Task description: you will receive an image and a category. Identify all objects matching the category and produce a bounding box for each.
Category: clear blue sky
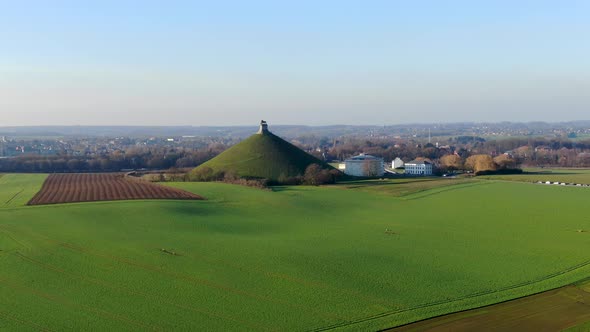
[1,0,589,126]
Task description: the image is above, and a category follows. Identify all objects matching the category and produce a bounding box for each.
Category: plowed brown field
[28,173,203,205]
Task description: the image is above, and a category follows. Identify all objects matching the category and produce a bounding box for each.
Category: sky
[1,0,589,126]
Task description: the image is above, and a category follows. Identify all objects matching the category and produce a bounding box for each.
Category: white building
[392,157,404,169]
[343,154,384,177]
[405,160,433,176]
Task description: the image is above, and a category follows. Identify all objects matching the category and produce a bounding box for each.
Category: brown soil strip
[386,282,590,332]
[27,173,203,205]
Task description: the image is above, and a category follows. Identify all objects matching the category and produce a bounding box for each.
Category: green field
[1,175,590,330]
[333,177,476,197]
[0,174,47,208]
[479,168,590,184]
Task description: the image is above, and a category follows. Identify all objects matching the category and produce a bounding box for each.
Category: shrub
[303,164,339,185]
[475,168,524,176]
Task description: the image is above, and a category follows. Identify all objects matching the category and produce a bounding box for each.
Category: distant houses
[404,159,433,176]
[342,154,384,177]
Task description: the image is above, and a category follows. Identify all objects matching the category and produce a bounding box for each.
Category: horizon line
[1,120,590,128]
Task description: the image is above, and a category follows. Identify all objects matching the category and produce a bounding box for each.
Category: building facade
[404,160,433,176]
[343,154,384,177]
[392,157,404,169]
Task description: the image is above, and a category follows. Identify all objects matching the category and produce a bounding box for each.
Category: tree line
[309,136,590,168]
[439,154,522,175]
[0,146,227,172]
[3,135,590,173]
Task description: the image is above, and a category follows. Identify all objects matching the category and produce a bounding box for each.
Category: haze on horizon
[1,1,589,127]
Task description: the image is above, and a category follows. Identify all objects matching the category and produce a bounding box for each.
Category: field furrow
[27,173,203,205]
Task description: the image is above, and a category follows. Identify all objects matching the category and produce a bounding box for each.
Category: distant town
[1,121,590,173]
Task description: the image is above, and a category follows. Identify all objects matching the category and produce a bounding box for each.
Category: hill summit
[192,121,333,181]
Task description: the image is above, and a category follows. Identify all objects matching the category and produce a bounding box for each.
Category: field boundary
[310,256,590,331]
[0,197,204,212]
[386,280,590,332]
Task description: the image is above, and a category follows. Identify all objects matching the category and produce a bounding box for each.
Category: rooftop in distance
[345,153,383,161]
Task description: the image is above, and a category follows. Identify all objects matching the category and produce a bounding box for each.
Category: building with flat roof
[405,159,433,176]
[343,154,384,177]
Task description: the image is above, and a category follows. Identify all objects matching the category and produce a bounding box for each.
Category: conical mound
[192,122,332,181]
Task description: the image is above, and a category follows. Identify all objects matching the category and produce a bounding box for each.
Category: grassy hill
[192,131,333,181]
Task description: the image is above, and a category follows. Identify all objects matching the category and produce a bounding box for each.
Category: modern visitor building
[342,154,384,177]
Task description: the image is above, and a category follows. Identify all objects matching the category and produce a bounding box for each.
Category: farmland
[28,173,202,205]
[390,278,590,331]
[479,168,590,185]
[332,177,476,197]
[0,174,47,208]
[1,175,590,330]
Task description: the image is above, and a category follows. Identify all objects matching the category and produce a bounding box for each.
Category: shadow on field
[270,186,296,192]
[160,202,286,235]
[160,202,215,217]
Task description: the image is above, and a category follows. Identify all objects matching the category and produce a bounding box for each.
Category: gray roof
[345,154,383,161]
[406,159,431,165]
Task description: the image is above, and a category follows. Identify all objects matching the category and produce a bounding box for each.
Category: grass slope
[193,132,331,180]
[333,177,476,197]
[0,174,47,208]
[1,178,590,330]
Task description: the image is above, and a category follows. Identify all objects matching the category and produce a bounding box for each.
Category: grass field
[0,174,47,208]
[479,168,590,184]
[1,175,590,330]
[332,177,476,197]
